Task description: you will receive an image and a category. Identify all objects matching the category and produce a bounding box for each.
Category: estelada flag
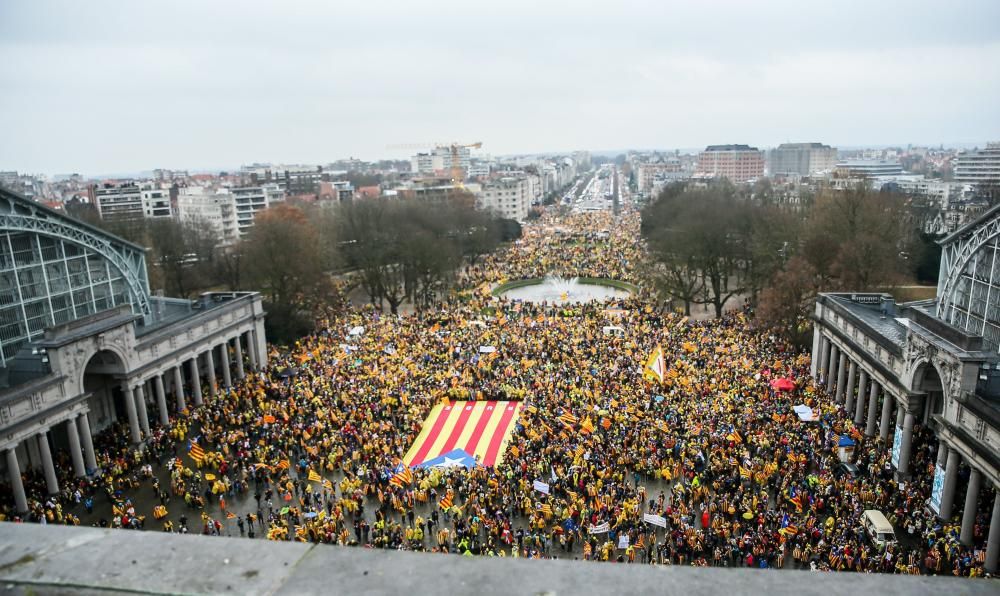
[643,346,666,383]
[403,401,523,467]
[307,469,322,483]
[580,417,595,434]
[226,511,237,519]
[439,492,454,510]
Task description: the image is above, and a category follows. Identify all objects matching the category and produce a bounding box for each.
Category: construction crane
[386,141,483,185]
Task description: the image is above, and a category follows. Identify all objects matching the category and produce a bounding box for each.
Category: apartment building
[768,142,838,176]
[176,186,240,246]
[637,158,683,193]
[953,143,1000,185]
[232,184,285,236]
[476,176,531,221]
[696,145,765,182]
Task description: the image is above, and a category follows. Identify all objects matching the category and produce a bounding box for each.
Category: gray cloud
[1,0,999,175]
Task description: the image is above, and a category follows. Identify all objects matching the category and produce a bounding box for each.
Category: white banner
[643,513,667,528]
[532,480,550,495]
[588,522,610,534]
[930,465,945,514]
[618,534,630,549]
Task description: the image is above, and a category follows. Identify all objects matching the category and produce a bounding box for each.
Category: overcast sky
[1,0,999,176]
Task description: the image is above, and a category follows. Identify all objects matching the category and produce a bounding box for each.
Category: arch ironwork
[0,188,151,317]
[935,207,1000,325]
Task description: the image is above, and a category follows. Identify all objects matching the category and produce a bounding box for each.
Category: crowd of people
[1,207,994,578]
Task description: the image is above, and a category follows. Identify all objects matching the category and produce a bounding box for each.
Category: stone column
[174,365,186,412]
[810,328,821,378]
[255,320,269,369]
[819,336,830,380]
[6,448,27,513]
[234,335,246,380]
[835,353,847,399]
[66,417,85,478]
[189,357,203,406]
[78,413,97,473]
[852,368,866,415]
[826,344,839,392]
[37,431,59,495]
[879,393,894,442]
[247,330,259,370]
[939,448,960,520]
[865,380,880,436]
[134,383,150,437]
[897,409,915,477]
[205,349,217,396]
[843,360,857,407]
[122,383,141,443]
[221,342,233,389]
[154,374,169,426]
[986,489,1000,574]
[960,468,981,545]
[853,372,867,425]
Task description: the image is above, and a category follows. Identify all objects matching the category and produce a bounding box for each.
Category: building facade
[695,145,764,182]
[834,159,904,178]
[90,183,143,221]
[637,159,683,194]
[232,184,284,236]
[175,187,240,246]
[476,176,531,221]
[768,142,838,176]
[809,204,1000,573]
[0,186,267,514]
[953,143,1000,186]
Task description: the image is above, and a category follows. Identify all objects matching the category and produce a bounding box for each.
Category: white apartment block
[141,186,173,219]
[476,176,531,221]
[954,143,1000,185]
[410,147,472,176]
[176,187,240,246]
[91,183,143,220]
[231,184,285,236]
[637,160,682,193]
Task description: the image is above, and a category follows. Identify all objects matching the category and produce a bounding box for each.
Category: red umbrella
[770,378,795,392]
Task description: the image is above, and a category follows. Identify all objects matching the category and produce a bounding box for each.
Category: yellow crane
[386,141,483,185]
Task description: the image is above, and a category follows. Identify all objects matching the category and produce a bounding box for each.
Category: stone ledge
[0,523,994,595]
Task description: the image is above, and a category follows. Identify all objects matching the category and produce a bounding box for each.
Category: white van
[862,510,896,547]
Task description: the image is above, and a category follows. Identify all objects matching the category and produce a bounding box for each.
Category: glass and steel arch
[936,204,1000,349]
[0,187,151,366]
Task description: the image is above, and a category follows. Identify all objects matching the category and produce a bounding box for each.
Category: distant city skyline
[1,0,998,175]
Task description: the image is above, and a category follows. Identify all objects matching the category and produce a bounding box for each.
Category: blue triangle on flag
[414,448,477,469]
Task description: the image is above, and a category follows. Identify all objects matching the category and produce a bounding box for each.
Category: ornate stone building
[0,187,267,513]
[810,204,1000,573]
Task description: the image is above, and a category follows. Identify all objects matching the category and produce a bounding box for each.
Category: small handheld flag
[644,346,666,383]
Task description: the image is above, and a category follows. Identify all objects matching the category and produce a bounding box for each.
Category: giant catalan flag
[403,400,523,468]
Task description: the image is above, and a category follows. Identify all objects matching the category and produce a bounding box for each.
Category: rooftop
[0,524,993,596]
[703,144,759,152]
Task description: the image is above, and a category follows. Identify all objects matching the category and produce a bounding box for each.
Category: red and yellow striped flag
[402,401,523,467]
[439,492,454,510]
[558,411,578,427]
[189,442,206,465]
[307,469,322,483]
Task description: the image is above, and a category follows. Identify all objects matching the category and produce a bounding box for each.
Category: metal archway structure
[0,187,151,318]
[935,204,1000,324]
